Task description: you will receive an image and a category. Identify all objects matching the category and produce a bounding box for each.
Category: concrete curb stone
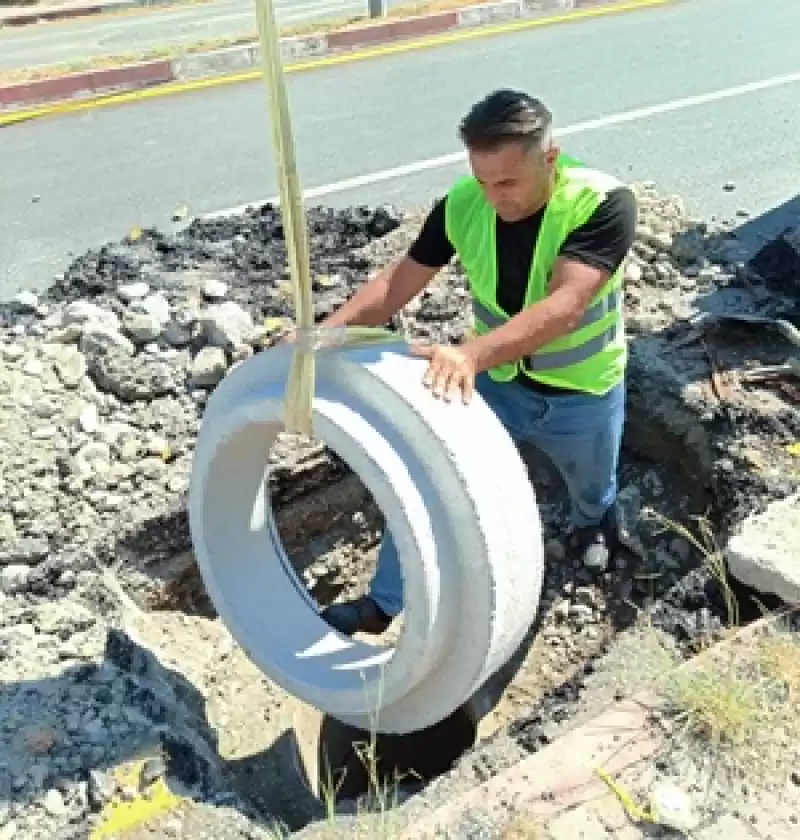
[457,0,523,27]
[725,491,800,606]
[0,0,625,112]
[171,43,263,81]
[0,58,173,109]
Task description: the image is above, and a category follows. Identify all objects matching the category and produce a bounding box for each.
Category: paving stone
[547,803,611,839]
[588,792,631,832]
[694,814,758,839]
[613,826,650,839]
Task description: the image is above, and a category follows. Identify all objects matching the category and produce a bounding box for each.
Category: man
[309,89,637,637]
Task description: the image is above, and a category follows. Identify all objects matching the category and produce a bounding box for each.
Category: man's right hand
[274,256,437,349]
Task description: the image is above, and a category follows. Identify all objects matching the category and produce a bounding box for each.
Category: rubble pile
[0,187,797,838]
[620,184,798,527]
[0,577,266,840]
[0,205,402,599]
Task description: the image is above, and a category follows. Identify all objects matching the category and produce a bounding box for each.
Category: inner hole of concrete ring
[196,419,481,800]
[291,697,478,804]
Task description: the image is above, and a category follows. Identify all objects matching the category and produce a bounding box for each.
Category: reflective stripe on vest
[526,320,621,371]
[472,287,621,334]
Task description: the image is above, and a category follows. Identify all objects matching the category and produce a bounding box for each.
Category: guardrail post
[367,0,387,18]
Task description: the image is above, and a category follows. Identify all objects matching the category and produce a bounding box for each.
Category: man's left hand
[409,342,480,404]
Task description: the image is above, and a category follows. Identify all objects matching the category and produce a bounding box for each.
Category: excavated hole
[110,399,785,831]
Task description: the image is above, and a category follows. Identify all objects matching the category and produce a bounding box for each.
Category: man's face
[468,140,559,222]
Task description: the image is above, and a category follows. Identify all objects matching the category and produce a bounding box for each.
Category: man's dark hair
[458,89,552,153]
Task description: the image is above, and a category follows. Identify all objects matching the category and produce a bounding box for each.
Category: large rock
[47,344,87,388]
[748,223,800,295]
[80,324,135,357]
[87,344,186,402]
[62,301,120,332]
[190,346,227,388]
[199,302,254,349]
[725,493,800,603]
[122,292,171,343]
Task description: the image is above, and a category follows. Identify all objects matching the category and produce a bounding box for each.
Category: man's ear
[544,145,560,167]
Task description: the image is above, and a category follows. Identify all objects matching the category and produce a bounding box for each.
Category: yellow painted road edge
[0,0,672,128]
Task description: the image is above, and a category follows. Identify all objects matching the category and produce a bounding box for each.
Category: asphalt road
[2,0,800,298]
[0,0,405,70]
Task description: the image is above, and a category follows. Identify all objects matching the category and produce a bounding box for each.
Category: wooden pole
[254,0,315,436]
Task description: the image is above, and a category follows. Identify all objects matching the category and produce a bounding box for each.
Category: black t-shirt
[408,186,637,318]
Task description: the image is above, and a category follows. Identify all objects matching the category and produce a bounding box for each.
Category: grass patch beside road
[661,621,800,788]
[0,36,254,86]
[645,512,800,792]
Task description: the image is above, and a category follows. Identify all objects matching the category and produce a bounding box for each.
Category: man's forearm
[322,268,395,328]
[322,257,437,330]
[467,259,613,373]
[468,289,583,373]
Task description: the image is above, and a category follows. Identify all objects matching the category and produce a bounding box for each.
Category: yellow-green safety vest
[444,154,628,395]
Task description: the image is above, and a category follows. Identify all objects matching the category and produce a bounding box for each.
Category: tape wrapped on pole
[254,0,313,435]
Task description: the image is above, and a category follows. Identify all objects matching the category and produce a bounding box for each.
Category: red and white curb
[0,1,633,113]
[0,59,173,111]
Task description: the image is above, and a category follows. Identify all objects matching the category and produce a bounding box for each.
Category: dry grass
[320,734,404,840]
[265,670,406,840]
[760,633,800,701]
[643,510,800,790]
[662,626,800,787]
[645,509,740,630]
[666,647,774,752]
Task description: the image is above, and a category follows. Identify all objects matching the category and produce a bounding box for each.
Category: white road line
[204,69,800,218]
[280,2,363,23]
[181,11,255,25]
[273,0,359,11]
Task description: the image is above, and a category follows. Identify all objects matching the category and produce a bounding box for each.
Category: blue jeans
[369,373,626,617]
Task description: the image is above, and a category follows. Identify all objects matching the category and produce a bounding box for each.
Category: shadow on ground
[1,626,276,834]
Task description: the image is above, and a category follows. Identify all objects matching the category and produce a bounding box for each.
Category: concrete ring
[188,341,544,733]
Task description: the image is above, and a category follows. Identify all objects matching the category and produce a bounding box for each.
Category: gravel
[1,189,797,838]
[0,581,246,839]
